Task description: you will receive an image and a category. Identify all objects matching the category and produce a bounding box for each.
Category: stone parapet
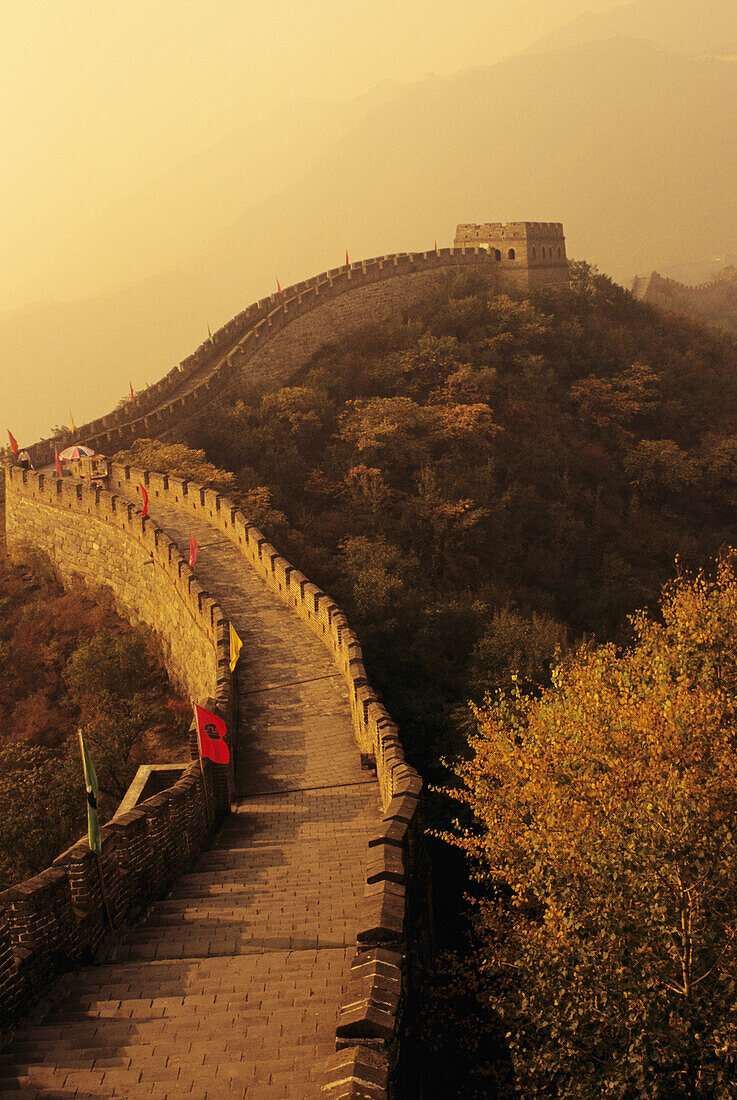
[0,759,221,1030]
[1,465,235,1028]
[108,461,430,1098]
[25,249,502,469]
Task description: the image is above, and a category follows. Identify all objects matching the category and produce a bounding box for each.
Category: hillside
[7,35,737,446]
[526,0,737,57]
[122,264,737,781]
[0,550,189,889]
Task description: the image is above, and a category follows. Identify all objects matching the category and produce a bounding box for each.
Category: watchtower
[454,221,569,288]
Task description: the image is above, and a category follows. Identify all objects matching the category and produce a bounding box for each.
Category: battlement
[454,220,568,288]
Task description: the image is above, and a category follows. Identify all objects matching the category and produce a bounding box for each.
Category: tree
[112,438,237,494]
[440,557,737,1097]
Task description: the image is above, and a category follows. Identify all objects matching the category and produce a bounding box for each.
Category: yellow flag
[70,411,76,433]
[229,622,243,672]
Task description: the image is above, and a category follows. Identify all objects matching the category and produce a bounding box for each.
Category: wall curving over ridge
[0,464,234,1031]
[26,249,509,469]
[107,461,431,1098]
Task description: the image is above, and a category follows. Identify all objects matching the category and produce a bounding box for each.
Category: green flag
[78,729,101,854]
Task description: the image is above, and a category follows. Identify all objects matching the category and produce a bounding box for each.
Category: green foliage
[0,550,189,889]
[439,559,737,1096]
[0,741,83,888]
[112,438,237,494]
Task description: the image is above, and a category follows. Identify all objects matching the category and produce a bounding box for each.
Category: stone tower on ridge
[454,221,569,288]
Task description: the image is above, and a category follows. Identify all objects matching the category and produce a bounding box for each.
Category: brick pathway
[0,502,381,1098]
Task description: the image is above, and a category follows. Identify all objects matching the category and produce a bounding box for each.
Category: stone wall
[631,269,737,332]
[0,757,223,1032]
[4,468,229,711]
[0,464,235,1029]
[25,249,504,469]
[454,220,569,288]
[108,462,430,1099]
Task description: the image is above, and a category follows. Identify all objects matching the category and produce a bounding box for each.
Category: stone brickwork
[632,268,737,331]
[23,240,566,469]
[0,230,573,1093]
[4,467,230,713]
[108,462,430,1097]
[0,755,224,1033]
[1,465,235,1034]
[2,457,428,1096]
[454,220,569,287]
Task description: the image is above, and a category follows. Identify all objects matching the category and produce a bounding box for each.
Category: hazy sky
[4,0,620,293]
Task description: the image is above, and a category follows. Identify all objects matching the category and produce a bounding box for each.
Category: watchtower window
[494,249,501,260]
[508,248,515,260]
[532,247,537,259]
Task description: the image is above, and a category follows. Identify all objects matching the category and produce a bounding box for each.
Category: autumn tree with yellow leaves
[441,557,737,1097]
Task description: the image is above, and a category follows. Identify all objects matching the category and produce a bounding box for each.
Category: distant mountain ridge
[7,31,737,445]
[525,0,737,58]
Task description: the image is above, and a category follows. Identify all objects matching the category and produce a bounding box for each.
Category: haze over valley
[4,0,734,443]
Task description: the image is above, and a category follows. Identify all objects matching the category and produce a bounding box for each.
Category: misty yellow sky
[5,0,619,307]
[5,0,735,447]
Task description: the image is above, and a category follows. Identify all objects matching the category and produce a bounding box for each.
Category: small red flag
[345,250,349,267]
[55,448,62,477]
[140,484,148,517]
[194,704,230,764]
[435,239,438,253]
[276,277,282,294]
[130,381,135,404]
[7,430,18,455]
[189,532,198,569]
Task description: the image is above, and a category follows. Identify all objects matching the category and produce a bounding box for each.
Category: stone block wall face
[107,463,431,1098]
[4,471,219,703]
[24,250,507,469]
[207,264,500,405]
[454,221,568,288]
[5,233,569,1088]
[0,758,222,1030]
[1,465,233,1028]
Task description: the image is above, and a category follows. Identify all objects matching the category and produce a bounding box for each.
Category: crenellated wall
[107,461,430,1098]
[1,466,235,1031]
[2,457,428,1096]
[24,249,510,469]
[5,232,567,1092]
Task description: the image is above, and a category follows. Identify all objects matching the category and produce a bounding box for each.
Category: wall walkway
[25,250,501,470]
[1,495,381,1098]
[2,465,426,1098]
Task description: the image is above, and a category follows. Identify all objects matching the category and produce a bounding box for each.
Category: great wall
[0,226,568,1099]
[632,267,737,332]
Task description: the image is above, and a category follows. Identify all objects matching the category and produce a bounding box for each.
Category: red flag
[194,704,230,764]
[276,277,282,294]
[130,381,135,404]
[189,532,197,569]
[55,448,62,477]
[345,250,349,267]
[434,239,438,253]
[7,430,18,455]
[140,484,148,517]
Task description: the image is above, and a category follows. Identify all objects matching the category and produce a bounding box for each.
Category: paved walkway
[0,501,381,1098]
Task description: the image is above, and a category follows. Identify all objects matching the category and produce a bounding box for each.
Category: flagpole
[195,715,213,831]
[95,853,115,930]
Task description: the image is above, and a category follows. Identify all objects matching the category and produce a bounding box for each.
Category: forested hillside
[0,551,190,889]
[116,264,737,1095]
[133,262,737,772]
